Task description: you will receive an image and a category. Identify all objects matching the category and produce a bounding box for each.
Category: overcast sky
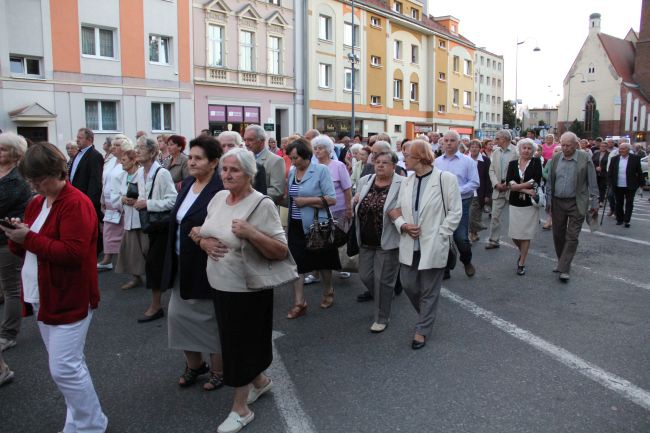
[430,0,643,109]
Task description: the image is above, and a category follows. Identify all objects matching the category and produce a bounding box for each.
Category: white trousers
[37,308,108,433]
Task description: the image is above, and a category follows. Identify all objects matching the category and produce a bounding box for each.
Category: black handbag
[346,218,359,256]
[305,197,348,251]
[126,182,139,200]
[139,168,171,234]
[440,173,458,270]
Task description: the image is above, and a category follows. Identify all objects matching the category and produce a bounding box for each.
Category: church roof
[598,33,636,83]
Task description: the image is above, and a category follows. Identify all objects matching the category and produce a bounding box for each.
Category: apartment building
[192,0,299,140]
[474,47,504,139]
[0,0,194,152]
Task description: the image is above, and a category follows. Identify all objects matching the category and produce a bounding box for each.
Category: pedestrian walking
[546,132,599,282]
[592,140,610,207]
[608,142,645,227]
[468,139,491,243]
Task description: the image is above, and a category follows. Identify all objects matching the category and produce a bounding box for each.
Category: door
[17,126,48,144]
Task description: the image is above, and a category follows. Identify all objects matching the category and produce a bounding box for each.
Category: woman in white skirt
[506,138,543,276]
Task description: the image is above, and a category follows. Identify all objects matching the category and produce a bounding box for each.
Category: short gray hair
[311,134,334,154]
[560,131,579,145]
[218,131,243,146]
[350,143,363,153]
[374,150,399,165]
[496,130,512,141]
[444,130,460,141]
[304,129,320,140]
[619,141,632,151]
[517,138,537,153]
[0,132,28,161]
[373,140,391,153]
[245,124,267,143]
[138,137,159,158]
[221,147,257,179]
[112,134,134,152]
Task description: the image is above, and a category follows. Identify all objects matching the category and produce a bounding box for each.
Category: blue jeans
[452,197,473,265]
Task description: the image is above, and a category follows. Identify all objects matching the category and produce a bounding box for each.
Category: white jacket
[110,169,144,230]
[393,168,462,270]
[136,163,177,213]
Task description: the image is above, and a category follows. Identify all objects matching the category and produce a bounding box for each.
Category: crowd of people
[0,123,644,432]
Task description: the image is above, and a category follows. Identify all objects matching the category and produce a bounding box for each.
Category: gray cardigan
[354,173,404,250]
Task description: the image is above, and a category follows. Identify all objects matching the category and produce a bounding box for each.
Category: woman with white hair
[506,138,543,275]
[65,140,79,172]
[0,132,32,352]
[313,134,353,222]
[194,147,291,433]
[98,135,134,270]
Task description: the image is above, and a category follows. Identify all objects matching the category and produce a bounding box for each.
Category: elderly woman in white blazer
[353,151,404,333]
[388,140,461,350]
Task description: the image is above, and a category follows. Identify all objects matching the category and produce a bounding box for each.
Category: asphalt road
[1,195,650,433]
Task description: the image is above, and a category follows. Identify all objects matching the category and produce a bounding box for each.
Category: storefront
[207,105,260,137]
[405,122,434,139]
[449,126,474,139]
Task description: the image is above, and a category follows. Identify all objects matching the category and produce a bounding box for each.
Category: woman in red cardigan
[1,142,108,433]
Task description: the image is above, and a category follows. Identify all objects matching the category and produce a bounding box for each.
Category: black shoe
[517,265,526,276]
[443,270,451,280]
[464,263,476,277]
[356,291,373,302]
[616,221,623,225]
[137,308,164,323]
[624,223,630,228]
[411,339,426,350]
[394,280,403,296]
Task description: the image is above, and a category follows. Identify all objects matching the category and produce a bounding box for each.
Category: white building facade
[474,47,504,139]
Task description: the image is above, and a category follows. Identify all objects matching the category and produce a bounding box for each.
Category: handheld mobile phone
[0,219,17,230]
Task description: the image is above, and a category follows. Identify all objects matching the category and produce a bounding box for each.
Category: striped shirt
[289,179,301,220]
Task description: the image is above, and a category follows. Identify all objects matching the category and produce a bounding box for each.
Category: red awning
[450,127,474,134]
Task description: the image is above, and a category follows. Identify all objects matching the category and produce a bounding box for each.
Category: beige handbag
[241,197,299,290]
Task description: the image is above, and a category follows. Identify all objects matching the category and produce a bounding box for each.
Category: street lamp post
[349,0,358,138]
[514,37,540,136]
[565,72,586,131]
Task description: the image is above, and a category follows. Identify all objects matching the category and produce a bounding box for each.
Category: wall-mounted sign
[208,105,226,122]
[227,106,243,122]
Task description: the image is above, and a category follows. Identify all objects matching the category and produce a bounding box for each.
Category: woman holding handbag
[354,151,404,332]
[134,137,177,322]
[388,140,462,350]
[285,138,339,318]
[193,147,293,433]
[113,149,147,289]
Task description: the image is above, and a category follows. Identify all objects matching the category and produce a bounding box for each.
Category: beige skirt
[508,205,539,240]
[115,229,149,276]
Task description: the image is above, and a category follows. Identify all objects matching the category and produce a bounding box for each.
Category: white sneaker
[0,366,14,387]
[304,274,320,285]
[97,263,113,271]
[370,322,387,333]
[339,272,351,279]
[247,379,273,404]
[217,411,254,433]
[0,337,16,352]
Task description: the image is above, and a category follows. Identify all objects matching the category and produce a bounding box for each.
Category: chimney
[589,13,601,34]
[634,0,650,98]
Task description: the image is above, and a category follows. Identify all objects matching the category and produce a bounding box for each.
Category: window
[85,100,117,131]
[268,36,281,74]
[479,93,483,103]
[492,78,496,87]
[453,56,459,73]
[393,1,402,13]
[411,45,419,64]
[81,26,115,58]
[439,40,446,49]
[498,62,502,71]
[239,31,254,71]
[394,40,402,60]
[318,15,332,41]
[480,75,484,84]
[486,59,491,68]
[497,114,501,122]
[9,56,41,76]
[588,64,595,74]
[318,63,332,88]
[370,55,381,67]
[371,16,381,27]
[452,88,459,106]
[463,59,472,75]
[393,79,402,99]
[344,22,359,47]
[480,56,484,65]
[491,113,495,122]
[268,0,280,4]
[151,103,173,132]
[497,79,501,88]
[411,8,419,19]
[394,124,402,133]
[208,25,224,67]
[438,104,446,113]
[410,82,418,101]
[497,97,501,104]
[463,91,471,107]
[371,95,381,106]
[344,68,359,92]
[491,95,496,104]
[438,72,446,81]
[149,35,171,64]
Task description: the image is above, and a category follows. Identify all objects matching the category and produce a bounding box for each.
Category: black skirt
[212,290,273,387]
[287,219,341,274]
[145,231,168,290]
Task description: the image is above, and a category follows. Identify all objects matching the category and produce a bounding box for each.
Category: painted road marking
[442,289,650,412]
[582,229,650,246]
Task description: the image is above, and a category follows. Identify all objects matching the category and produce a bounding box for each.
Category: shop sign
[264,123,275,131]
[227,106,243,122]
[208,105,226,122]
[414,124,434,134]
[244,107,260,123]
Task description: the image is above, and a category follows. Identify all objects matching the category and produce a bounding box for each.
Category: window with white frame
[393,79,402,99]
[370,16,381,27]
[410,82,418,101]
[268,0,280,4]
[492,95,496,104]
[498,62,502,71]
[497,79,501,88]
[480,56,484,65]
[453,55,459,72]
[463,59,472,75]
[497,97,501,104]
[268,36,281,74]
[492,78,496,87]
[411,45,418,64]
[491,113,495,122]
[85,100,118,131]
[394,124,402,133]
[318,63,332,88]
[393,1,402,13]
[479,93,483,103]
[9,55,41,76]
[394,40,402,60]
[452,88,459,106]
[81,26,115,58]
[439,72,446,81]
[463,91,471,107]
[439,40,446,49]
[438,104,445,113]
[344,68,359,92]
[149,35,171,64]
[486,59,491,68]
[497,113,501,122]
[411,8,419,19]
[208,24,224,67]
[370,55,381,67]
[319,15,332,41]
[370,95,381,106]
[151,102,173,131]
[344,22,359,47]
[239,30,254,71]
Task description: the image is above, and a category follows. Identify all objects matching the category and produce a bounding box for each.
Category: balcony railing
[203,66,294,90]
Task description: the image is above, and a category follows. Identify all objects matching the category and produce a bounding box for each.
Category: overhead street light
[514,37,541,135]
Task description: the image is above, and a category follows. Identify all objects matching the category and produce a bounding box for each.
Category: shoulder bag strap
[246,196,272,222]
[320,196,334,221]
[148,167,161,200]
[439,172,447,217]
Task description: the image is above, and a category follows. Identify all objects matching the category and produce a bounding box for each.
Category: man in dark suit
[608,141,645,227]
[70,128,104,219]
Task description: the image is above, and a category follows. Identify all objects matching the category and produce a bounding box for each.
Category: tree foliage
[503,100,516,128]
[568,119,585,138]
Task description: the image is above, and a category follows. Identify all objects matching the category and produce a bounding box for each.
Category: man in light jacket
[244,125,286,204]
